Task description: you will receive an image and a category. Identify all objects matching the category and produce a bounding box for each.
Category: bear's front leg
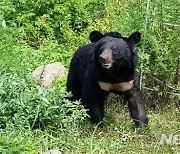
[82,79,108,124]
[124,87,148,128]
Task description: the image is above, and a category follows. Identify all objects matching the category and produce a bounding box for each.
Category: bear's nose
[99,56,106,63]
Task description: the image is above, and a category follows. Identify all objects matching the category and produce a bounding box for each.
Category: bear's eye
[126,46,131,51]
[111,46,117,51]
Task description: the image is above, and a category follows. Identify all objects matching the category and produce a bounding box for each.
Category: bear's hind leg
[66,73,82,101]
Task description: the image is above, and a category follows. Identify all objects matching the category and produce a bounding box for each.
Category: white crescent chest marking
[98,80,134,92]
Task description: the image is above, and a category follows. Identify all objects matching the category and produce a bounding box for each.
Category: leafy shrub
[0,73,87,129]
[1,0,111,47]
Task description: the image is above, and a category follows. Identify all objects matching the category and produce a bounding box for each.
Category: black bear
[67,31,148,128]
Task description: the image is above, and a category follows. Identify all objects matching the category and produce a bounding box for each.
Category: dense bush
[1,0,111,46]
[0,72,86,129]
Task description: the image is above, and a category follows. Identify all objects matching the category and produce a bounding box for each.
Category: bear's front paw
[134,117,148,128]
[91,115,103,125]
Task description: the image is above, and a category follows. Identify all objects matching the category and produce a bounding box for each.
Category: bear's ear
[89,31,104,42]
[128,32,141,44]
[105,32,122,38]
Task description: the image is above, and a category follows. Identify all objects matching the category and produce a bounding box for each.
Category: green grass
[0,0,180,153]
[0,101,179,153]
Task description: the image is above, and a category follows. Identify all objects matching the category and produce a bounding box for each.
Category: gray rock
[32,62,66,86]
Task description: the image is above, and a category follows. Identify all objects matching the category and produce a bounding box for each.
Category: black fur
[67,31,148,128]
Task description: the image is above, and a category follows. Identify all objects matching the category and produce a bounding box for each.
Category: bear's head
[90,31,141,73]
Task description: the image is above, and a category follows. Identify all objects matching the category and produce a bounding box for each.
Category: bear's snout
[99,49,113,69]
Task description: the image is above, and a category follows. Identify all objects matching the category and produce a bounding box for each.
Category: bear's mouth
[102,63,112,69]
